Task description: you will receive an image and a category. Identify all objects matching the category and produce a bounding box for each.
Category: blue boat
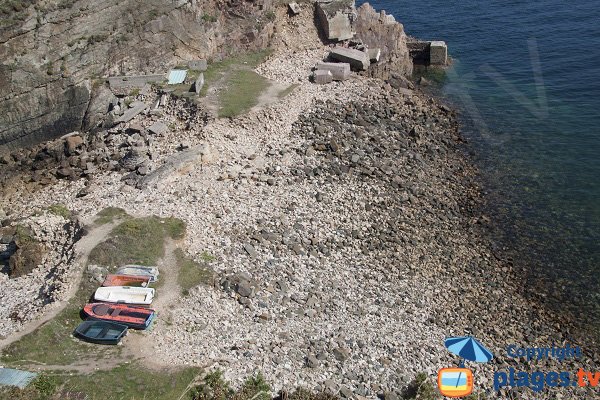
[74,320,128,345]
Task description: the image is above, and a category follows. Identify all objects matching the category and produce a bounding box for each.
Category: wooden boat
[115,265,159,283]
[83,303,155,330]
[94,286,155,305]
[74,320,128,345]
[102,274,151,287]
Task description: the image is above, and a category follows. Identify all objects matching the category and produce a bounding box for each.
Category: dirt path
[121,239,184,369]
[0,220,121,351]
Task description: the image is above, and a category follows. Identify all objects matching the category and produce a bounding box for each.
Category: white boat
[116,265,159,283]
[94,286,155,305]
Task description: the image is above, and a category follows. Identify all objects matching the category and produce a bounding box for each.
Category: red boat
[83,303,155,330]
[102,274,151,287]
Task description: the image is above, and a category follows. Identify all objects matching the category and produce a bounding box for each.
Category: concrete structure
[316,0,356,41]
[429,41,448,65]
[108,74,165,89]
[329,47,370,71]
[193,73,205,94]
[368,48,381,63]
[288,2,301,15]
[116,101,147,123]
[315,62,351,81]
[187,59,207,71]
[313,70,333,85]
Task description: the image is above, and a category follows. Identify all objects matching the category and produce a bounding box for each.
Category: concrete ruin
[408,40,448,66]
[313,70,334,85]
[116,101,147,123]
[315,62,351,81]
[368,48,381,63]
[187,59,208,71]
[316,0,356,41]
[429,41,448,65]
[288,2,301,15]
[329,47,370,71]
[108,75,165,90]
[193,73,205,94]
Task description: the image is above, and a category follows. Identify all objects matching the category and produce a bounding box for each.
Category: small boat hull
[74,320,128,345]
[102,274,151,287]
[116,265,159,283]
[84,303,155,330]
[94,286,155,305]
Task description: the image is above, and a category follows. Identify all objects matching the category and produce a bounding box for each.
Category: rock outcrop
[354,3,412,79]
[0,0,276,150]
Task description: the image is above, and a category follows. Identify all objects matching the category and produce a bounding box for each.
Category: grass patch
[191,370,271,400]
[61,364,200,400]
[176,248,215,296]
[47,203,71,219]
[88,216,185,267]
[1,365,200,400]
[218,69,270,118]
[94,207,129,225]
[200,49,273,117]
[278,84,299,99]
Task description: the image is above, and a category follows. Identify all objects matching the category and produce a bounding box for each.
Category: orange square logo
[438,368,474,398]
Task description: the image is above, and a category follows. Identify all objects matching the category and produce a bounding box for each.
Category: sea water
[359,0,600,339]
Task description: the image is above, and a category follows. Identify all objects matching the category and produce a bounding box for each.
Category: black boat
[74,320,128,345]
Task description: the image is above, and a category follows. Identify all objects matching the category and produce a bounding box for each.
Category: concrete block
[187,59,208,71]
[368,48,381,63]
[313,70,333,85]
[116,101,147,123]
[316,0,356,41]
[429,41,448,65]
[315,62,351,81]
[193,73,205,94]
[329,47,370,71]
[148,121,168,135]
[288,2,301,15]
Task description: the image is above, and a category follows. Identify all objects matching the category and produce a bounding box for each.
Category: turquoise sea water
[359,1,600,337]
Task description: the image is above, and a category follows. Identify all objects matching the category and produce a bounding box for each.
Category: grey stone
[329,47,370,71]
[116,101,147,123]
[306,354,320,368]
[340,386,353,398]
[148,121,168,135]
[288,2,301,15]
[315,62,351,81]
[333,347,351,361]
[313,70,333,85]
[237,281,253,298]
[316,0,356,41]
[368,47,381,63]
[187,59,208,71]
[429,41,448,65]
[243,243,258,258]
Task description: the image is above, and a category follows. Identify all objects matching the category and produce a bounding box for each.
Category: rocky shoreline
[0,3,597,399]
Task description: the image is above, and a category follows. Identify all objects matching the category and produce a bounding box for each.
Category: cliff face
[0,0,275,150]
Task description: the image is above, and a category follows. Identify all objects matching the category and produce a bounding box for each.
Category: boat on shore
[83,303,155,330]
[74,320,128,345]
[116,265,159,283]
[94,286,155,305]
[102,274,151,287]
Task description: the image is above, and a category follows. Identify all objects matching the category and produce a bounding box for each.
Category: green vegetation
[191,371,271,400]
[265,11,276,22]
[176,248,215,296]
[218,69,270,118]
[14,224,35,244]
[200,49,273,117]
[278,84,299,99]
[129,87,140,97]
[95,207,129,225]
[1,365,201,400]
[47,203,72,219]
[89,216,185,267]
[202,14,217,23]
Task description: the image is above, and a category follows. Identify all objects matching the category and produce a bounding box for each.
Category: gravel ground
[0,7,597,400]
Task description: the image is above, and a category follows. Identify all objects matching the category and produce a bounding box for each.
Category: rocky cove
[0,1,597,399]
